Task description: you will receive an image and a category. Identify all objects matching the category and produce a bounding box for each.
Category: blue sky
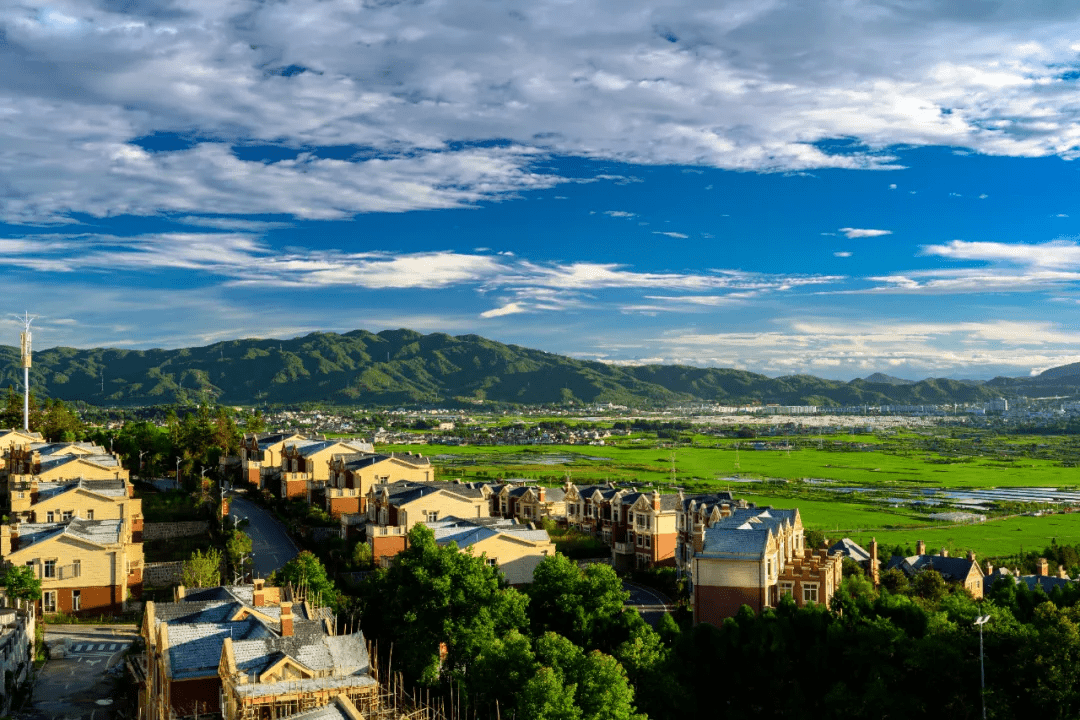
[3,1,1080,380]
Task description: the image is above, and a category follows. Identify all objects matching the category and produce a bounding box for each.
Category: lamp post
[138,450,147,478]
[175,457,182,491]
[975,613,991,720]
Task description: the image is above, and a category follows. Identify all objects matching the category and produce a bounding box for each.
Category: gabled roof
[228,632,374,697]
[1017,574,1075,593]
[374,480,485,505]
[885,554,982,582]
[829,538,872,563]
[14,518,123,549]
[334,452,430,469]
[169,618,273,679]
[35,477,128,502]
[286,440,374,459]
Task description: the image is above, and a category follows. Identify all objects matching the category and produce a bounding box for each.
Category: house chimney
[967,550,976,563]
[253,579,265,607]
[538,486,546,502]
[869,537,880,586]
[652,491,661,512]
[985,561,994,576]
[692,525,705,554]
[280,601,294,637]
[175,585,186,601]
[916,540,926,556]
[941,548,949,558]
[1037,558,1049,577]
[1059,566,1069,580]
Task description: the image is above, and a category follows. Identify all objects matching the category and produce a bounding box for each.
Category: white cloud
[839,227,892,239]
[653,231,689,239]
[834,251,853,257]
[480,302,527,318]
[4,1,1080,221]
[648,319,1080,378]
[603,211,636,218]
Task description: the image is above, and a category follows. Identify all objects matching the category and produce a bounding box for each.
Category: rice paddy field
[387,430,1080,559]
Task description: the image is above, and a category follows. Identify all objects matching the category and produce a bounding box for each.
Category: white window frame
[43,560,56,579]
[46,511,54,523]
[43,591,56,613]
[72,559,81,578]
[780,582,794,598]
[72,590,81,612]
[62,511,73,521]
[85,509,94,520]
[803,583,819,604]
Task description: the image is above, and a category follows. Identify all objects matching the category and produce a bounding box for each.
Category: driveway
[227,495,301,578]
[623,580,674,626]
[17,625,137,720]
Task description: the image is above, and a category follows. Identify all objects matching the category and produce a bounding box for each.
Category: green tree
[517,666,581,720]
[182,548,222,588]
[275,551,338,609]
[38,398,85,441]
[245,409,267,434]
[352,541,373,569]
[911,569,947,602]
[225,530,253,575]
[0,566,41,603]
[527,554,628,649]
[360,524,529,689]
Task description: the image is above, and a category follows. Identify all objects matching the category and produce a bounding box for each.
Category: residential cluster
[0,428,145,617]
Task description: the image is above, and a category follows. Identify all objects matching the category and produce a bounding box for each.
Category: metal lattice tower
[15,312,35,432]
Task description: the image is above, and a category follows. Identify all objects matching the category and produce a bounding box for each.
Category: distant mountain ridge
[0,329,1026,408]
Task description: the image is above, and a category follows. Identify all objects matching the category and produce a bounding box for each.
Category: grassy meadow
[386,433,1080,560]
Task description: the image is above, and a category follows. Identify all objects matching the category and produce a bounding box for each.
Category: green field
[385,436,1080,560]
[848,513,1080,558]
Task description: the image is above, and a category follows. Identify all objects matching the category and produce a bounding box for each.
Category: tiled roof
[335,452,430,469]
[700,526,770,558]
[15,518,122,548]
[168,618,273,679]
[231,631,370,678]
[1017,575,1074,593]
[36,477,127,501]
[829,538,872,563]
[277,698,359,720]
[885,555,982,582]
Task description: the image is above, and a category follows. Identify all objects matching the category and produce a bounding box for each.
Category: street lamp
[975,613,991,720]
[175,457,182,490]
[138,450,147,478]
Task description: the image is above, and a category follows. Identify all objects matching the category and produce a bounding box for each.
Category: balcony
[369,525,406,537]
[614,542,633,555]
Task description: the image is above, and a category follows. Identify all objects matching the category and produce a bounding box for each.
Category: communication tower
[16,312,34,432]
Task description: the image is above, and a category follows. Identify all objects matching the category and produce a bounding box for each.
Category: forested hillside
[0,329,1011,407]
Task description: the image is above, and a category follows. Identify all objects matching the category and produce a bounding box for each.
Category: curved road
[623,580,674,626]
[228,494,301,578]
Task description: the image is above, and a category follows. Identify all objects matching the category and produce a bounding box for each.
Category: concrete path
[228,495,301,578]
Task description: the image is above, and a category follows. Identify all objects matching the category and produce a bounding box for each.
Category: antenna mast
[16,312,35,432]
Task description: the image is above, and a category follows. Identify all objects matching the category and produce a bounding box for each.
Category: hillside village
[0,419,1075,718]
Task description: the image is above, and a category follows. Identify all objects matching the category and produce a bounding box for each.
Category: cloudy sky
[3,0,1080,380]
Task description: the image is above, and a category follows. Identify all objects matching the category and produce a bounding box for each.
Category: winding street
[227,494,301,578]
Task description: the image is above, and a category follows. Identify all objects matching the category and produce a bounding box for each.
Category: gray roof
[428,516,551,548]
[1017,574,1075,593]
[277,698,359,720]
[231,631,370,678]
[376,480,484,504]
[36,477,127,501]
[16,518,122,548]
[829,538,872,564]
[287,440,373,459]
[335,452,430,469]
[698,507,798,559]
[168,618,273,679]
[885,554,982,582]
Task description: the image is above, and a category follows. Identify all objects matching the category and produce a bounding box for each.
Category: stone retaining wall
[312,527,339,544]
[143,521,209,541]
[143,561,185,587]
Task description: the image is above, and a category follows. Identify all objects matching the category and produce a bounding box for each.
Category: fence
[142,521,209,541]
[143,561,186,587]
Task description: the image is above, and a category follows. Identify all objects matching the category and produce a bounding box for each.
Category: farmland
[387,428,1080,560]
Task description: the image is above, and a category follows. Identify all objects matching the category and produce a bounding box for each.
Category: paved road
[18,625,137,720]
[228,494,301,578]
[623,580,675,626]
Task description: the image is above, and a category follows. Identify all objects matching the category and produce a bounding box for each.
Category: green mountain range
[0,329,1018,408]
